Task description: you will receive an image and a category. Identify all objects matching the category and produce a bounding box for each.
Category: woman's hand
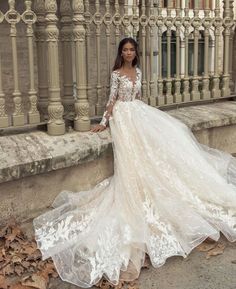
[91,124,106,132]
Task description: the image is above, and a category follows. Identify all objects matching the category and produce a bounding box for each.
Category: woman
[34,38,236,288]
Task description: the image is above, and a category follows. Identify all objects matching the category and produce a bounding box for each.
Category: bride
[34,37,236,288]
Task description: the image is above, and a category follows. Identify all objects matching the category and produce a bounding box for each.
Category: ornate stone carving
[45,0,65,134]
[0,11,4,23]
[0,98,7,117]
[13,97,24,116]
[45,0,57,13]
[48,104,64,123]
[73,29,85,42]
[72,0,84,14]
[46,30,59,41]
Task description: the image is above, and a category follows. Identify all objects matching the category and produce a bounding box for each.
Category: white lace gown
[34,67,236,288]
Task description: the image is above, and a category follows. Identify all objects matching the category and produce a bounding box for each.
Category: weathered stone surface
[168,101,236,131]
[0,129,112,184]
[0,148,113,222]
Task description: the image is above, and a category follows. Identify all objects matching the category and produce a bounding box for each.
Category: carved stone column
[212,0,222,98]
[114,0,121,47]
[94,0,103,115]
[221,0,233,97]
[148,0,156,106]
[132,0,139,39]
[5,0,24,126]
[34,0,48,120]
[201,0,211,100]
[156,2,164,105]
[23,0,40,124]
[164,1,174,104]
[84,0,94,116]
[72,0,90,131]
[182,0,191,102]
[0,10,8,128]
[140,0,148,103]
[45,0,65,135]
[60,0,74,119]
[104,0,112,113]
[174,0,182,103]
[190,1,201,101]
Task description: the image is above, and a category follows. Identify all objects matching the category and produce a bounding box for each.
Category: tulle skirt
[34,100,236,288]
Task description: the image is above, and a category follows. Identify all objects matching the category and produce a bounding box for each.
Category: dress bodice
[100,67,142,126]
[108,67,142,104]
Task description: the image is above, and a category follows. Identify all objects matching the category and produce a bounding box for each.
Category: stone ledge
[0,101,236,184]
[0,130,112,184]
[167,101,236,131]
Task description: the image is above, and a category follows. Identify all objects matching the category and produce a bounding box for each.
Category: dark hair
[113,37,140,71]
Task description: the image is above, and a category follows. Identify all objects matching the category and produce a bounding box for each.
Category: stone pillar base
[0,117,9,128]
[191,91,201,101]
[174,93,182,103]
[149,98,157,106]
[13,115,24,126]
[28,113,40,124]
[221,88,231,97]
[211,89,221,98]
[201,90,211,100]
[183,92,190,102]
[47,122,65,136]
[74,119,90,132]
[157,96,165,106]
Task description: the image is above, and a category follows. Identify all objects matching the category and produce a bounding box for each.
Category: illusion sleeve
[100,71,119,127]
[135,69,142,100]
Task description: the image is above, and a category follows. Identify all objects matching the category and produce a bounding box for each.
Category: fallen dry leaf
[2,263,14,275]
[14,264,25,276]
[22,273,48,289]
[206,243,226,259]
[0,219,59,288]
[0,225,9,238]
[9,282,33,289]
[127,285,139,289]
[114,280,125,289]
[197,241,217,252]
[127,281,139,289]
[42,262,58,278]
[96,278,115,289]
[0,274,9,289]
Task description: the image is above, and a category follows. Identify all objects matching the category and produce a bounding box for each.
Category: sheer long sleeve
[100,71,119,127]
[135,70,142,100]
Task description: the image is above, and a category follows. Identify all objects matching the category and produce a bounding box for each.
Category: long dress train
[33,67,236,288]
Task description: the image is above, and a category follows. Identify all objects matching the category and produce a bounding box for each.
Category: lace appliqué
[100,67,142,127]
[35,212,95,257]
[143,196,185,267]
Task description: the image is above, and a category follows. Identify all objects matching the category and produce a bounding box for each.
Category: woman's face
[121,42,136,64]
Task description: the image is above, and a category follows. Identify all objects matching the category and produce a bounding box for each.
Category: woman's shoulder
[136,66,141,74]
[111,70,120,77]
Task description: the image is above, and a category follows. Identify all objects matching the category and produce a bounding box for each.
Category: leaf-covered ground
[0,219,228,289]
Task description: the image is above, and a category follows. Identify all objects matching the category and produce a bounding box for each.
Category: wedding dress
[34,67,236,288]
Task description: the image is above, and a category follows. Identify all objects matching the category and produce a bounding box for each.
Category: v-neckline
[116,67,138,86]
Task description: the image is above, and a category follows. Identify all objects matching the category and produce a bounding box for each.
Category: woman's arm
[91,71,119,132]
